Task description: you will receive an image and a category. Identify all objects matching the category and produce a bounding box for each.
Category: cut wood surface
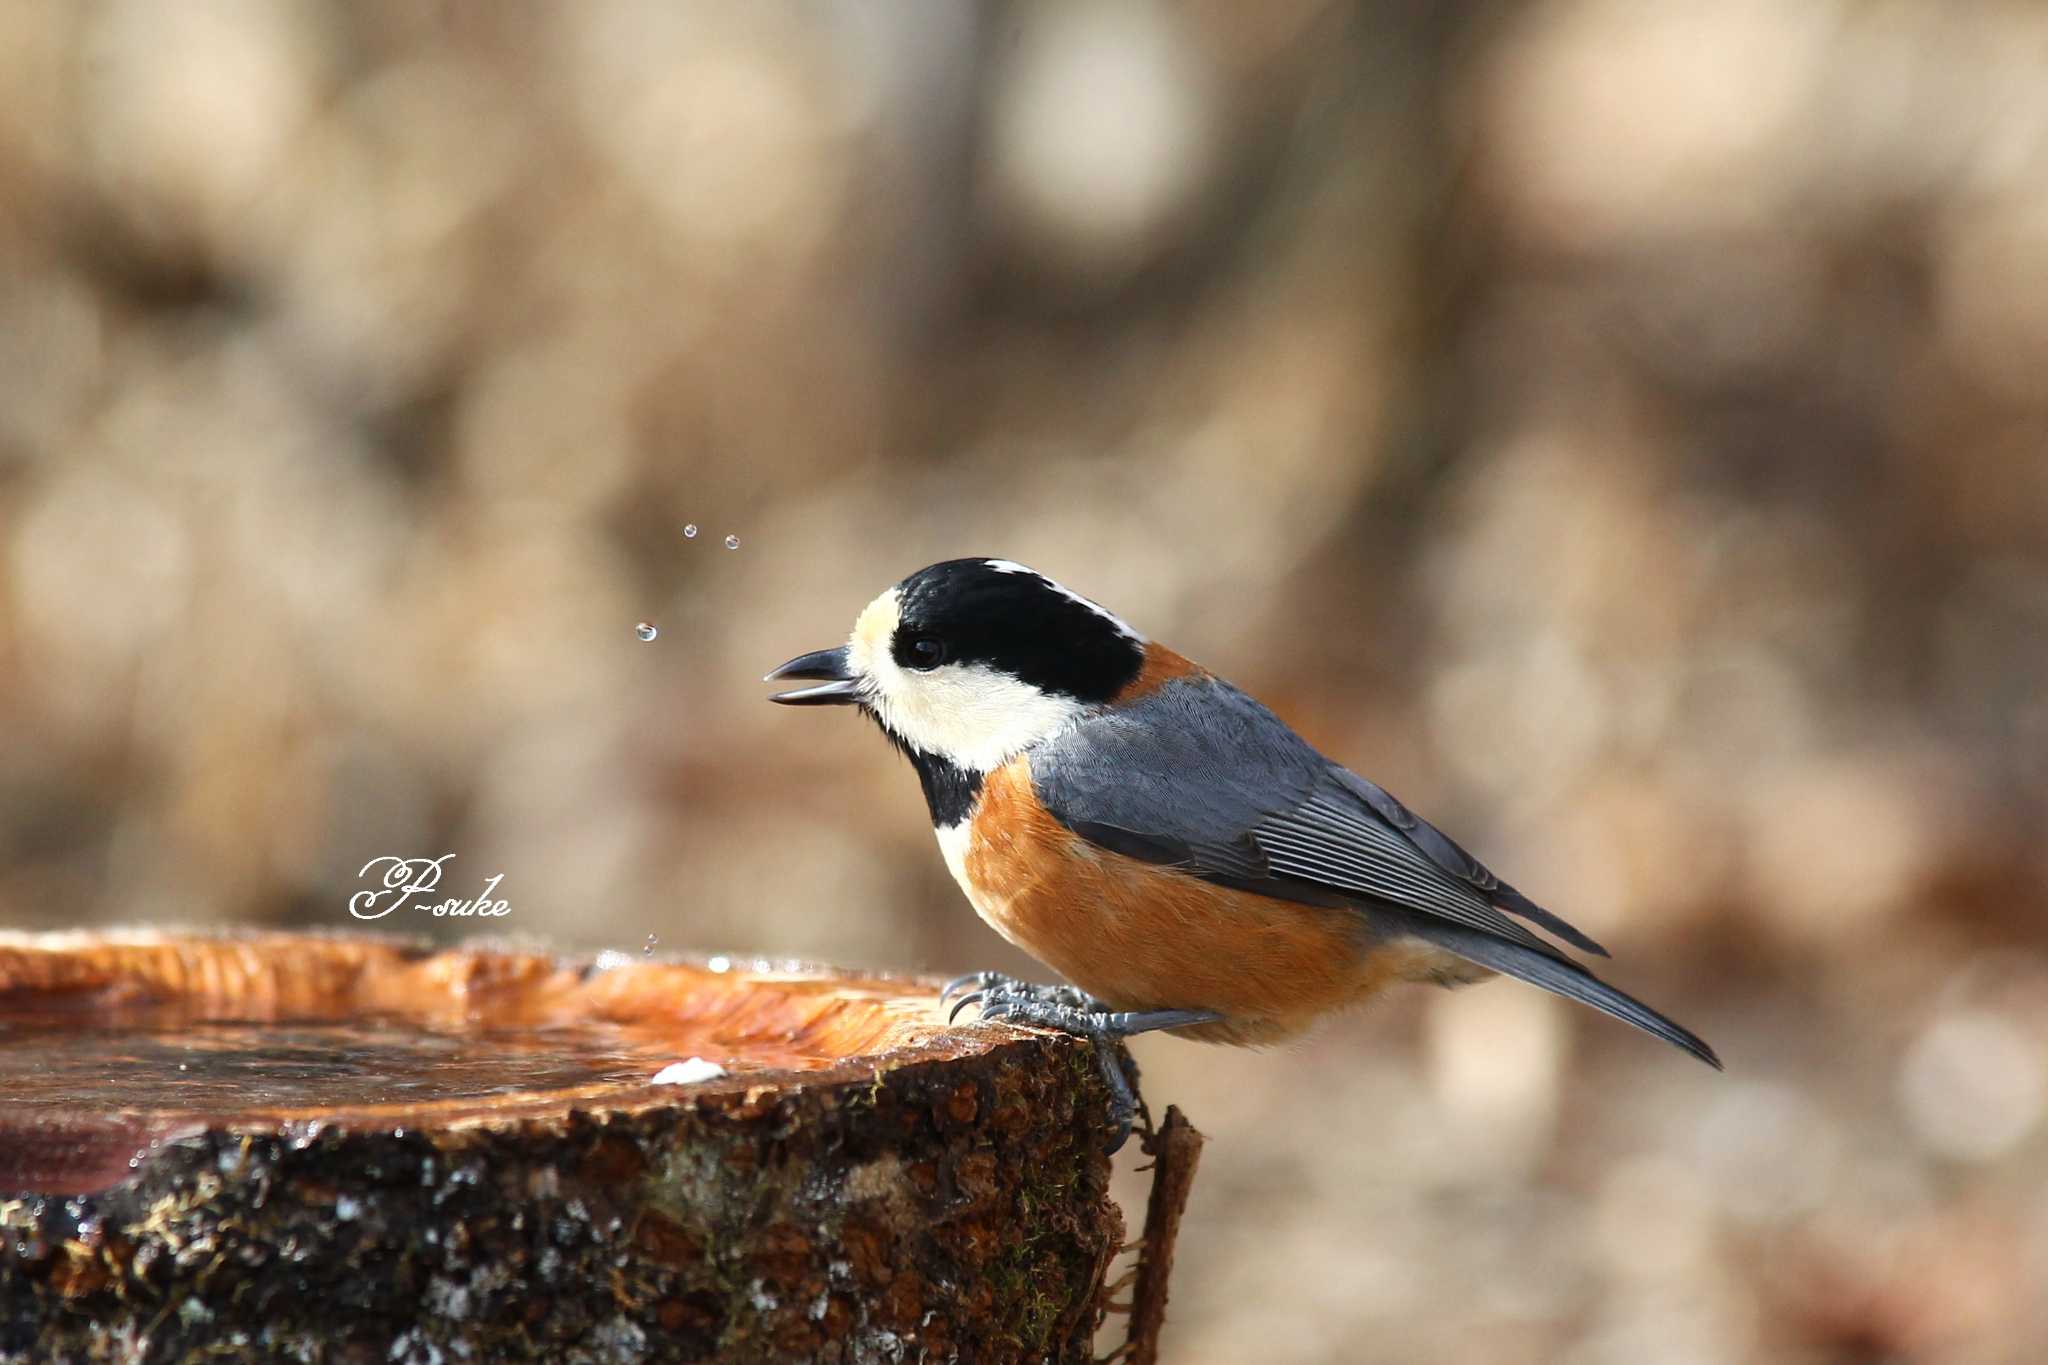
[0,930,1148,1364]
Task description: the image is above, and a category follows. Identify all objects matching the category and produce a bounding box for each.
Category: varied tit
[767,559,1720,1148]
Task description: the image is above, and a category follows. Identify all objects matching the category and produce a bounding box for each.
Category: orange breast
[952,758,1457,1045]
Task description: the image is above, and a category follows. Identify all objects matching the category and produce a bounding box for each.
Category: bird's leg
[945,980,1219,1153]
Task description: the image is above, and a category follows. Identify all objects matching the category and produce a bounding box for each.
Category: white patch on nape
[847,586,1086,772]
[982,560,1142,641]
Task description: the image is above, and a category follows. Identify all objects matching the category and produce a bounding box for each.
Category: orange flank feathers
[956,759,1476,1046]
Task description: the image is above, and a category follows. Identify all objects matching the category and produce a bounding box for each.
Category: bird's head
[765,558,1145,771]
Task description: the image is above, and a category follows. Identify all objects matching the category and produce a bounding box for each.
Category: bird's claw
[944,976,1220,1154]
[938,971,1002,1011]
[940,971,1104,1016]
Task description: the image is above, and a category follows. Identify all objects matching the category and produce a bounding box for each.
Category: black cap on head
[892,559,1144,703]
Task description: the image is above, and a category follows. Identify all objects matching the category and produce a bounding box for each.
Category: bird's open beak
[764,646,862,706]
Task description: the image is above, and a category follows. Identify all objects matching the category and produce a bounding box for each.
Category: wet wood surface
[0,930,1137,1364]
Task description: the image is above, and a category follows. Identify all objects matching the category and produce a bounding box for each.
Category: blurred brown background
[2,1,2045,1361]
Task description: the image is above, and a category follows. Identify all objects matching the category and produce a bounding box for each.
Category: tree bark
[0,932,1131,1364]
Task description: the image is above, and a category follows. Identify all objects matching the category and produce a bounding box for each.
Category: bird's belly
[939,762,1441,1046]
[936,820,1043,956]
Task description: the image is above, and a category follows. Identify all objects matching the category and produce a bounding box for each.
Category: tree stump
[0,931,1134,1364]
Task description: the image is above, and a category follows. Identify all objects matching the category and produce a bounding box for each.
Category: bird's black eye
[904,635,948,671]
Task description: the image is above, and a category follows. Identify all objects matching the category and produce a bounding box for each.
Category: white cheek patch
[847,586,1086,772]
[873,661,1085,772]
[983,560,1142,641]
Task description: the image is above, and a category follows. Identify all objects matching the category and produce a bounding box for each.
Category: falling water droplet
[635,622,658,642]
[683,524,698,539]
[723,534,739,550]
[642,933,657,958]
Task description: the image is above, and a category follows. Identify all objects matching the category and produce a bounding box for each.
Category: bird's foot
[939,971,1102,1014]
[943,974,1219,1154]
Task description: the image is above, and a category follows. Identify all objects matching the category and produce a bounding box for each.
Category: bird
[766,558,1720,1148]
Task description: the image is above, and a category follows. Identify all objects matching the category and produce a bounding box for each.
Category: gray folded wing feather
[1030,674,1606,960]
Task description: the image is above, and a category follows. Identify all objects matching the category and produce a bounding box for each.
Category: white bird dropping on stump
[651,1057,727,1086]
[635,622,658,642]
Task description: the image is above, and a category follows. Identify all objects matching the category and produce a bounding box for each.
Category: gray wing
[1031,674,1605,958]
[1029,675,1723,1069]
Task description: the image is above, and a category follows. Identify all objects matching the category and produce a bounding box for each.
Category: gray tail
[1399,915,1722,1070]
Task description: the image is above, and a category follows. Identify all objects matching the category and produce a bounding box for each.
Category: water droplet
[642,933,657,958]
[723,534,739,550]
[683,524,698,539]
[707,955,732,974]
[634,622,657,642]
